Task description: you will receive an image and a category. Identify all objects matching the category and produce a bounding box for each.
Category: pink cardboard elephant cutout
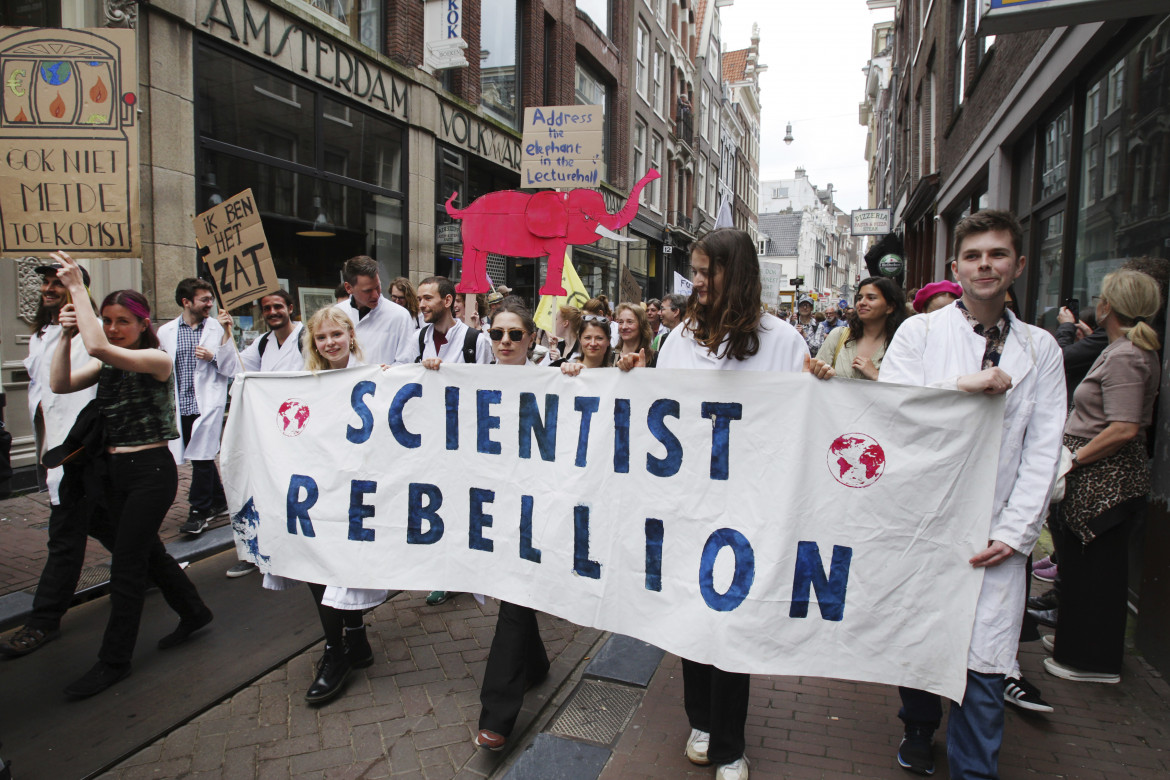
[446,169,661,295]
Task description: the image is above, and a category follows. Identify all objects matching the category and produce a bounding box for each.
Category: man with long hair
[644,228,815,780]
[0,262,98,657]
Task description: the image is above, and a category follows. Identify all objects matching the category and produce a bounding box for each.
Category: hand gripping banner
[220,364,1005,701]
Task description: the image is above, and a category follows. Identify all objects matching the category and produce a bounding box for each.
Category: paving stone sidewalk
[100,591,603,779]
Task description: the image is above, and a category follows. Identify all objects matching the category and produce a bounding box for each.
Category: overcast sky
[718,0,895,213]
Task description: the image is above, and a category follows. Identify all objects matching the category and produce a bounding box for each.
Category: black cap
[35,262,90,288]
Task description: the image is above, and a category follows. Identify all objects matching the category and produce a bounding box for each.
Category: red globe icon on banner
[827,433,886,488]
[278,398,311,437]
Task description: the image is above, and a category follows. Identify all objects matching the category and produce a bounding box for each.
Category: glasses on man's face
[390,294,406,304]
[582,314,609,325]
[488,328,526,342]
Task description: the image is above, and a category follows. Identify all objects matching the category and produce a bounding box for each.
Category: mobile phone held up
[1064,297,1080,321]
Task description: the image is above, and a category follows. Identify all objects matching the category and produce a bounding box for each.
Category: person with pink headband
[913,280,964,314]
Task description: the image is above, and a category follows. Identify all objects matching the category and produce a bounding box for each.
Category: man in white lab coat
[0,263,97,657]
[159,278,229,535]
[334,255,416,366]
[879,210,1065,779]
[213,289,304,578]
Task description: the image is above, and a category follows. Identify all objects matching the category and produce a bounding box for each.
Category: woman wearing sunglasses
[474,303,551,752]
[559,314,614,375]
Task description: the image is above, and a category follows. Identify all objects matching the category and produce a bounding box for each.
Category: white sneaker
[684,728,710,765]
[1041,634,1055,652]
[716,757,749,780]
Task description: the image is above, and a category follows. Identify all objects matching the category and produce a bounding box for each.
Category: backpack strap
[416,327,426,363]
[257,331,272,358]
[463,326,481,364]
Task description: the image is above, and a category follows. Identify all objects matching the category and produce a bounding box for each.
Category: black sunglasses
[488,328,527,341]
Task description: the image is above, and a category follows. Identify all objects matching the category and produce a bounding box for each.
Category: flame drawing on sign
[90,76,108,103]
[14,107,28,122]
[49,91,65,118]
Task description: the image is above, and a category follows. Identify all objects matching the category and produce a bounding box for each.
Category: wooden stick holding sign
[192,188,280,311]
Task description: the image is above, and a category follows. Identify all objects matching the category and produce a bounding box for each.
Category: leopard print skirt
[1059,433,1149,544]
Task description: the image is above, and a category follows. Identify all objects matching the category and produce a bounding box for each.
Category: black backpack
[416,325,481,364]
[257,330,303,358]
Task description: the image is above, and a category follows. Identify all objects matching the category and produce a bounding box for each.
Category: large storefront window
[481,0,519,128]
[196,43,405,320]
[1072,19,1170,315]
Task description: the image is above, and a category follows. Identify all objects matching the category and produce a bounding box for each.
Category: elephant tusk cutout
[594,224,637,243]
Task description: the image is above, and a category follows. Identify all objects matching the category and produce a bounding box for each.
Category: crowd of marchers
[1,209,1165,780]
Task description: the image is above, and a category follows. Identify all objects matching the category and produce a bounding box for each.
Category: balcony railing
[675,103,694,147]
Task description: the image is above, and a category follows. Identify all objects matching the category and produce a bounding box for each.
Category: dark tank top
[96,358,179,447]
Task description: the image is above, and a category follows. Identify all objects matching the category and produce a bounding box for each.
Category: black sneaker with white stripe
[1004,676,1053,713]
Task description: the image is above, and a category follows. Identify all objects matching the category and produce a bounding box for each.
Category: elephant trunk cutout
[446,169,661,295]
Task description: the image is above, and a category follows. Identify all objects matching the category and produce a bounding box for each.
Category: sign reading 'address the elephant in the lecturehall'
[0,27,140,257]
[521,106,603,188]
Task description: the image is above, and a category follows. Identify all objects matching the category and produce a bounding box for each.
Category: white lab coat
[418,319,495,364]
[335,297,416,366]
[879,303,1066,675]
[24,324,96,504]
[656,313,810,371]
[216,323,306,375]
[159,315,230,463]
[262,354,388,611]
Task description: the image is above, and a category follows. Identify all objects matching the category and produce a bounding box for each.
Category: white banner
[221,365,1005,701]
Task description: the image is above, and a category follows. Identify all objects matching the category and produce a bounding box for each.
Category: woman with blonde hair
[302,306,364,371]
[273,305,385,704]
[1045,268,1162,685]
[613,302,656,367]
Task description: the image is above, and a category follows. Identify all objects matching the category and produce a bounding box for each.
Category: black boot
[344,625,374,669]
[305,644,352,705]
[1027,589,1059,611]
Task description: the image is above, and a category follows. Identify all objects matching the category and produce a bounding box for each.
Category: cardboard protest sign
[193,188,279,310]
[0,27,140,257]
[620,265,643,304]
[222,365,1006,701]
[521,106,603,187]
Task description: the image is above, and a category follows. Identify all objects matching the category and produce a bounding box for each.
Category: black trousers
[682,660,750,765]
[180,414,225,514]
[1050,497,1141,674]
[479,602,550,736]
[91,448,207,665]
[26,498,89,632]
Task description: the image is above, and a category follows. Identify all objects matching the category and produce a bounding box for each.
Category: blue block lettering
[347,380,376,443]
[701,402,743,480]
[469,487,495,552]
[645,518,664,591]
[574,397,600,467]
[519,494,541,563]
[477,389,502,454]
[445,386,459,450]
[646,399,683,477]
[698,528,755,611]
[348,480,377,542]
[613,399,631,473]
[518,392,559,461]
[789,541,852,621]
[407,482,444,544]
[573,505,602,579]
[286,474,318,537]
[388,382,422,448]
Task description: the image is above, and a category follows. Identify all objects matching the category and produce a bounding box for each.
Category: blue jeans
[899,670,1005,780]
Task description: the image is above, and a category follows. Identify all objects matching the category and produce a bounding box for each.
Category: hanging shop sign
[978,0,1168,36]
[878,253,904,277]
[850,208,893,237]
[199,0,409,121]
[0,27,139,257]
[521,106,604,188]
[423,0,469,71]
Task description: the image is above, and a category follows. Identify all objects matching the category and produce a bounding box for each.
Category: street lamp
[783,122,794,145]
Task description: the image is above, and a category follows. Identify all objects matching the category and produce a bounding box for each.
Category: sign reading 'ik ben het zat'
[193,188,280,310]
[521,106,603,187]
[0,27,140,257]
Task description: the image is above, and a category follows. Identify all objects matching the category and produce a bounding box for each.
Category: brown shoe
[0,625,60,658]
[474,729,506,751]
